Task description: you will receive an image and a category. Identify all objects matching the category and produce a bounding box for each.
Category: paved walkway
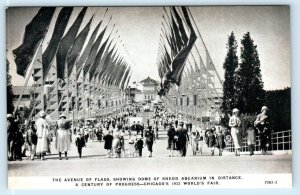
[8,111,292,177]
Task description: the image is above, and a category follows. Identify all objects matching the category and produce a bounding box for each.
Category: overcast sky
[6,6,290,90]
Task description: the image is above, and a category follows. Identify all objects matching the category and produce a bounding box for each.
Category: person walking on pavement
[167,123,176,157]
[176,122,189,157]
[191,130,199,156]
[25,121,38,160]
[135,136,144,157]
[145,126,155,157]
[205,129,216,156]
[246,124,256,156]
[56,114,71,160]
[254,106,271,155]
[103,130,113,158]
[36,111,49,160]
[7,114,17,161]
[215,127,226,156]
[75,132,86,158]
[128,133,137,157]
[229,108,242,156]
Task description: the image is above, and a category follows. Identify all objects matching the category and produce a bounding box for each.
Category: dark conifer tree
[235,32,265,114]
[221,32,239,116]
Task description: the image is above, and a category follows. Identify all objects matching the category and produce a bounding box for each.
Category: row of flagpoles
[156,6,222,127]
[13,7,132,122]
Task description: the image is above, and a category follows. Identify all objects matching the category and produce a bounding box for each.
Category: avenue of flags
[13,7,132,120]
[156,6,222,121]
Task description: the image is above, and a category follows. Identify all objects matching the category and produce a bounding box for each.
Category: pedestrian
[198,128,205,155]
[205,129,216,156]
[190,130,199,156]
[14,127,24,161]
[155,125,159,139]
[112,128,121,157]
[176,122,188,157]
[25,121,38,160]
[103,130,113,158]
[7,114,17,161]
[145,126,155,157]
[75,132,85,158]
[128,133,137,157]
[135,136,144,157]
[246,124,256,156]
[175,119,178,128]
[56,114,71,160]
[167,124,176,157]
[36,111,49,160]
[254,106,271,155]
[215,127,226,156]
[229,108,242,156]
[120,129,126,157]
[84,129,89,143]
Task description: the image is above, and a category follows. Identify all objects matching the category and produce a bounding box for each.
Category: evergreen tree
[221,32,239,116]
[7,59,15,114]
[235,32,265,114]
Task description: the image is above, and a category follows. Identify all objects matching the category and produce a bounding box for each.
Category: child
[75,132,86,158]
[246,124,256,156]
[135,137,144,157]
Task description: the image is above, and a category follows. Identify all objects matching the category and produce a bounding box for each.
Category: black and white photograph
[6,6,291,189]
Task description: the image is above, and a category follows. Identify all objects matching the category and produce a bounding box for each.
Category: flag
[88,28,110,81]
[83,26,108,77]
[56,7,87,79]
[43,7,73,79]
[120,68,130,89]
[67,16,93,76]
[13,7,55,77]
[172,7,188,45]
[76,20,102,78]
[168,6,197,85]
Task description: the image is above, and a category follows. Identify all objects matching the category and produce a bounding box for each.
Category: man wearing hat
[229,108,242,156]
[36,111,49,160]
[254,106,271,155]
[56,113,71,160]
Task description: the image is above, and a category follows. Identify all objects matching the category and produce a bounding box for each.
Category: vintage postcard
[6,6,291,189]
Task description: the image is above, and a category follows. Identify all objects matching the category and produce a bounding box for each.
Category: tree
[7,59,15,114]
[265,87,291,132]
[234,32,265,114]
[221,32,239,116]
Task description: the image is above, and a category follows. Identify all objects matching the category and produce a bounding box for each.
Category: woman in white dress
[36,111,49,160]
[228,108,242,156]
[56,114,71,160]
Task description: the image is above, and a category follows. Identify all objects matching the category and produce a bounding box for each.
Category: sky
[6,6,290,90]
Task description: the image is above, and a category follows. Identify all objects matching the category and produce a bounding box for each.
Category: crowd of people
[7,103,272,161]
